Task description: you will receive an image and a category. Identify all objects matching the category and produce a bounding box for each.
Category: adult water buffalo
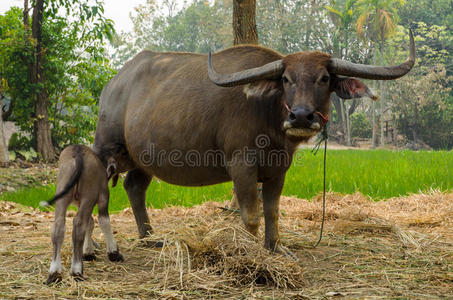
[94,31,415,254]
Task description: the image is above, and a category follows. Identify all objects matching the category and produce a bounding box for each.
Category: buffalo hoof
[275,245,298,261]
[45,272,62,285]
[141,240,164,248]
[83,253,96,261]
[108,251,124,262]
[70,273,85,282]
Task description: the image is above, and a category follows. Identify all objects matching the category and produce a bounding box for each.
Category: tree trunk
[412,104,418,141]
[233,0,258,45]
[0,113,8,163]
[31,0,55,160]
[339,99,347,144]
[0,87,9,163]
[232,0,258,208]
[379,39,385,147]
[345,102,351,146]
[371,50,378,148]
[23,0,29,31]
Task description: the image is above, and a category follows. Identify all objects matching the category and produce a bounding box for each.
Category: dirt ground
[0,191,452,299]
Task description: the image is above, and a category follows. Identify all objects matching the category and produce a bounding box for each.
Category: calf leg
[230,167,260,236]
[70,198,96,279]
[82,216,96,261]
[98,189,124,262]
[124,169,152,238]
[46,194,71,285]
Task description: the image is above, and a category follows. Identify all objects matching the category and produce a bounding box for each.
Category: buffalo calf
[41,145,123,284]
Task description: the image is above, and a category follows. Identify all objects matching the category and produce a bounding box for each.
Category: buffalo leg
[82,216,96,261]
[124,169,152,238]
[70,198,96,280]
[231,167,260,236]
[262,175,296,259]
[98,189,124,262]
[46,193,71,285]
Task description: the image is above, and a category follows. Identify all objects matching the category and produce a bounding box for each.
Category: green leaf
[8,151,16,161]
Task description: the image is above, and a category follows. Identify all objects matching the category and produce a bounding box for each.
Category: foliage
[2,0,453,152]
[355,0,404,42]
[111,0,232,68]
[0,8,33,127]
[410,22,452,75]
[0,1,116,153]
[350,112,372,138]
[385,24,453,149]
[399,0,453,31]
[388,65,453,149]
[7,133,37,161]
[8,133,33,151]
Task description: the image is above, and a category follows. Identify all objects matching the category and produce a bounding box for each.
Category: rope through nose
[314,111,329,126]
[283,102,291,113]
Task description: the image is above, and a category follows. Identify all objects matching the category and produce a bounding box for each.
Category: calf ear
[111,174,119,187]
[243,80,282,100]
[106,163,117,180]
[331,76,379,101]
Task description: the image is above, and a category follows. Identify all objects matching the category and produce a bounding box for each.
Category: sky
[0,0,149,33]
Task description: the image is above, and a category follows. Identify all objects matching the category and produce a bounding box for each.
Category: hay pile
[0,191,452,299]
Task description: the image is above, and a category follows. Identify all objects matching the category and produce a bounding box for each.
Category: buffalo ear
[243,80,282,99]
[331,76,379,101]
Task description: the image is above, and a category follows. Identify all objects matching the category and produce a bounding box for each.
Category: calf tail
[40,146,84,207]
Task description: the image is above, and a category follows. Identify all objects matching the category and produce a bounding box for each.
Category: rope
[311,125,328,248]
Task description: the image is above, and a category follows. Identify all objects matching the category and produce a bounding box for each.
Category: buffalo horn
[208,52,284,87]
[328,29,415,80]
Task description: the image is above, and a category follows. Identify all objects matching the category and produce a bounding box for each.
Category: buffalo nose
[288,107,315,128]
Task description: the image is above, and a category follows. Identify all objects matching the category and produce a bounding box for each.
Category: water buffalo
[93,31,415,254]
[42,145,123,284]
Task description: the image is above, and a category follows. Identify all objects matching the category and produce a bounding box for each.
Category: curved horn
[208,52,284,87]
[328,29,415,80]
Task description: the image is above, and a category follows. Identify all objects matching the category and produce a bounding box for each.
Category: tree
[29,0,55,160]
[0,79,8,162]
[232,0,258,45]
[326,0,361,146]
[390,65,452,149]
[387,26,453,149]
[111,0,232,68]
[1,2,115,159]
[356,0,404,147]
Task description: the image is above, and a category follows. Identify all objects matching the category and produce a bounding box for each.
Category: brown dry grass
[0,192,452,299]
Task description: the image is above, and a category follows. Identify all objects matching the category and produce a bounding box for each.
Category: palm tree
[356,0,404,147]
[326,0,359,146]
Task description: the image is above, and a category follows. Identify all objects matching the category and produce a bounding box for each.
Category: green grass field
[2,149,452,212]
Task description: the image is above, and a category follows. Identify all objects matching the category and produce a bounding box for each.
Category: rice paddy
[1,149,452,212]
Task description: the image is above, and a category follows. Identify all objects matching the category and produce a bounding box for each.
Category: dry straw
[0,191,452,299]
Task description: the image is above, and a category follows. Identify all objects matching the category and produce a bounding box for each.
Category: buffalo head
[208,30,415,139]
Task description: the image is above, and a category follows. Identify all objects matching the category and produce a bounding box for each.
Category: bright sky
[0,0,150,33]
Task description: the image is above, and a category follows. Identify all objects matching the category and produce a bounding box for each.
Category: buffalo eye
[282,76,289,83]
[320,75,330,83]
